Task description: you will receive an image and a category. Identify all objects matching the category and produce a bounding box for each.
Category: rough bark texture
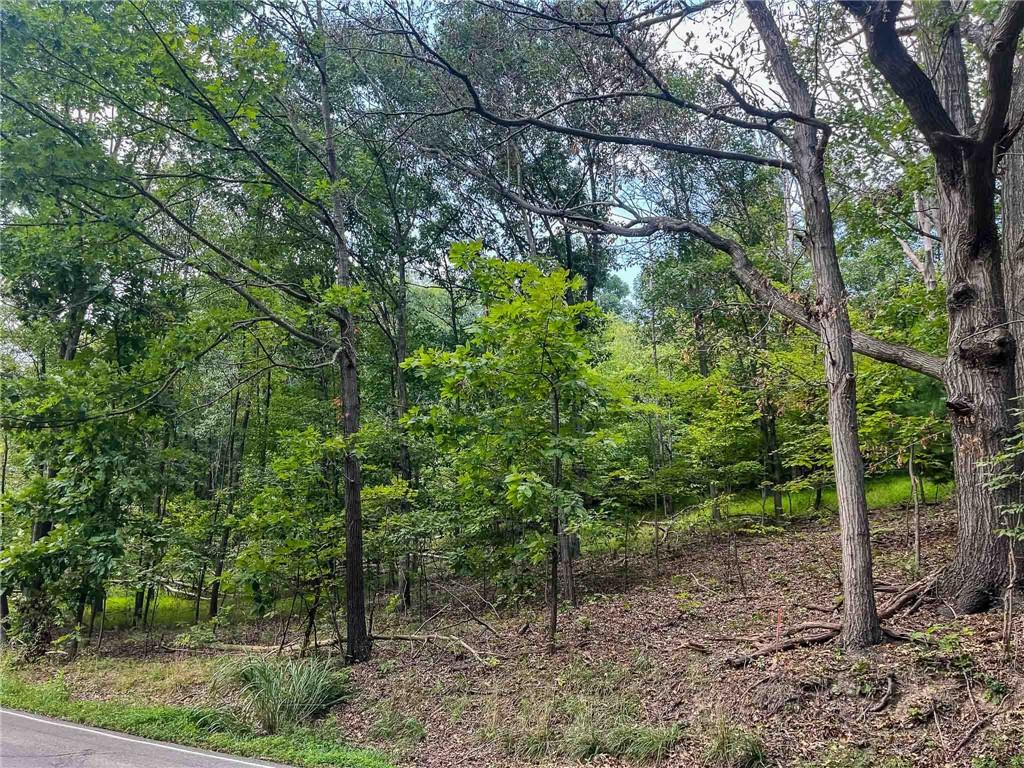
[747,1,881,646]
[939,138,1017,611]
[844,0,1024,612]
[1004,61,1024,398]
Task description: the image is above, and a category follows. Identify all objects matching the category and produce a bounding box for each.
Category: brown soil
[24,504,1024,767]
[337,505,1022,767]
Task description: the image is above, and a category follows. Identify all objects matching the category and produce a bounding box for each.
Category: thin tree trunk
[748,1,880,647]
[210,398,250,619]
[0,590,9,646]
[1,432,8,496]
[910,443,922,571]
[551,386,575,608]
[693,311,710,377]
[194,567,206,624]
[395,251,414,612]
[315,0,370,663]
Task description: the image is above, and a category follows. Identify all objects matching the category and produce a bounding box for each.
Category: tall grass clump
[488,690,682,763]
[215,655,351,734]
[704,718,768,768]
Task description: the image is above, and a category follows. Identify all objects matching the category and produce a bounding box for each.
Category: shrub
[215,655,350,734]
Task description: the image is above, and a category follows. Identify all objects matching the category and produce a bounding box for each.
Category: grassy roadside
[0,667,393,768]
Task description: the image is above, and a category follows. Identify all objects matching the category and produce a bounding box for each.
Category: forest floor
[4,502,1022,768]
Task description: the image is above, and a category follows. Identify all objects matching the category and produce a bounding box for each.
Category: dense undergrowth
[82,475,950,634]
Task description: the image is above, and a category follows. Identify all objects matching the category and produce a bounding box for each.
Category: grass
[95,593,210,630]
[366,705,426,752]
[56,655,219,705]
[718,474,952,523]
[215,655,352,734]
[92,591,300,631]
[584,474,953,559]
[0,664,391,768]
[704,719,768,768]
[486,680,682,763]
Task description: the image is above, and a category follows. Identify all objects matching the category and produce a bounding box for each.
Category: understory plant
[214,655,351,734]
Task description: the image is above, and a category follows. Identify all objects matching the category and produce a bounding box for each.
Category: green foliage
[908,625,977,676]
[0,667,389,767]
[404,248,607,591]
[214,656,352,734]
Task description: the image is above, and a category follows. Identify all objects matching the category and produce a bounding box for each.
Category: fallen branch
[950,714,994,756]
[782,621,841,637]
[724,628,839,667]
[878,573,939,619]
[373,633,492,663]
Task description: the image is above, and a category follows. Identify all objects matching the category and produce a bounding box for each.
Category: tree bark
[748,1,881,646]
[395,250,414,612]
[316,0,370,663]
[0,590,9,646]
[1003,60,1024,398]
[210,398,249,619]
[843,0,1024,613]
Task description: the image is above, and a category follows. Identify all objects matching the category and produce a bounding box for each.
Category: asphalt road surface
[0,709,294,767]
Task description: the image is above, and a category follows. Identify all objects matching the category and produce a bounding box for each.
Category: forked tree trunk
[916,2,1018,610]
[938,147,1017,609]
[748,1,881,647]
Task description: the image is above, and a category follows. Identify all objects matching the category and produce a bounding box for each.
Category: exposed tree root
[724,573,939,667]
[950,713,995,756]
[867,673,897,713]
[725,629,839,666]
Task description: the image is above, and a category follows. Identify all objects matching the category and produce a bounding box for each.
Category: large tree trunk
[748,1,881,646]
[844,0,1024,613]
[915,4,1017,609]
[316,0,370,663]
[1003,61,1024,399]
[937,140,1017,611]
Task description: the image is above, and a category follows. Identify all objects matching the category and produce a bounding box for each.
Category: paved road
[0,709,293,767]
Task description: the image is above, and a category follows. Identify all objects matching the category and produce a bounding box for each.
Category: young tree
[406,246,603,647]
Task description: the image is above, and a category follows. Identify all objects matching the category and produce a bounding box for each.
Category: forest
[0,1,1022,767]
